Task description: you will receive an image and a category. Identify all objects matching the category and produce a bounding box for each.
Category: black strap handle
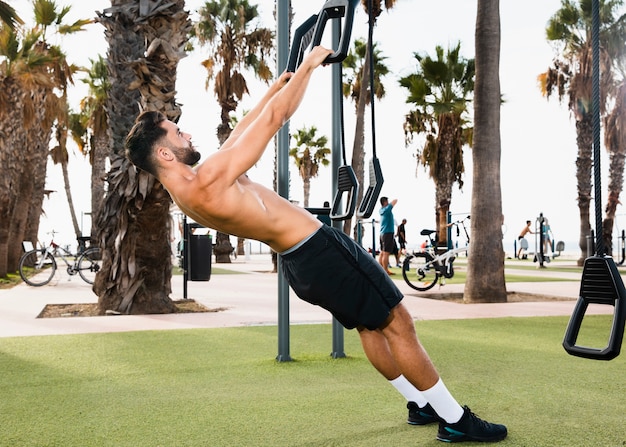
[563,256,626,360]
[310,0,359,65]
[286,14,318,72]
[330,165,359,221]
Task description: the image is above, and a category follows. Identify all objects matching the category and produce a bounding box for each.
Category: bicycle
[402,216,470,291]
[18,232,102,286]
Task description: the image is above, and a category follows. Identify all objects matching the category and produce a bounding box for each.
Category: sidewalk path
[0,255,615,338]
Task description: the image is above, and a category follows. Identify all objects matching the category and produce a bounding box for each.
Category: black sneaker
[437,406,507,443]
[407,402,439,425]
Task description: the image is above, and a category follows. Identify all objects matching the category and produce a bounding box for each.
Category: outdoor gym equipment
[288,0,384,221]
[287,0,360,221]
[562,0,626,360]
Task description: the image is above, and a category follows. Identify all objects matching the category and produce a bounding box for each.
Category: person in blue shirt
[379,196,398,275]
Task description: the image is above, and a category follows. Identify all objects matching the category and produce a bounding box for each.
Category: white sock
[389,375,428,407]
[420,378,465,423]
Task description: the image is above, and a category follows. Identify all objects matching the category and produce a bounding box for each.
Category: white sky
[16,0,619,257]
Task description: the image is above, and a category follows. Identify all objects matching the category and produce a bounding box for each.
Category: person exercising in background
[397,218,408,256]
[125,46,506,443]
[517,220,534,259]
[378,197,397,274]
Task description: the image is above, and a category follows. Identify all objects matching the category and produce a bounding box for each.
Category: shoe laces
[462,406,490,429]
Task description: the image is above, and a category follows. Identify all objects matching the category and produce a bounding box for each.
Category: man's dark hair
[125,110,168,177]
[380,196,388,206]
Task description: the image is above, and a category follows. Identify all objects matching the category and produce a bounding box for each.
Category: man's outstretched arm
[221,71,293,151]
[205,46,333,183]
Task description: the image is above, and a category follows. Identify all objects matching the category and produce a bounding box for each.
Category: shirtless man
[517,220,534,259]
[125,46,506,443]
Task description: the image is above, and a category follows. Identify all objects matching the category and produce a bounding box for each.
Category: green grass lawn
[1,317,624,446]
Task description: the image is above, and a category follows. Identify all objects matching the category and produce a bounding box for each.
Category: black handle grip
[286,14,318,72]
[562,256,626,360]
[310,0,359,65]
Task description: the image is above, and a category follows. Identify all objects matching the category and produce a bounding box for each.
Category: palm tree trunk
[8,90,51,272]
[94,0,189,314]
[90,133,108,241]
[61,159,82,239]
[602,150,624,256]
[575,115,593,264]
[434,115,458,249]
[465,0,507,303]
[0,79,25,276]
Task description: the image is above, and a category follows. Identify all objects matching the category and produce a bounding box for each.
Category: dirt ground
[37,300,225,318]
[411,291,571,304]
[37,292,567,319]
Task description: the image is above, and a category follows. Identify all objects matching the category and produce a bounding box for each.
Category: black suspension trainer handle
[310,0,360,65]
[562,256,626,360]
[331,165,359,221]
[356,158,383,219]
[286,14,318,73]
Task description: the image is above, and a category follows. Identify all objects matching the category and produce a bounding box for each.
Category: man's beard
[173,144,201,166]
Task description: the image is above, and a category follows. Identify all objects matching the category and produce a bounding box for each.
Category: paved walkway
[0,255,616,338]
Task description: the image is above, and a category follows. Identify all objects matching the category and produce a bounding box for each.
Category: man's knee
[380,304,414,333]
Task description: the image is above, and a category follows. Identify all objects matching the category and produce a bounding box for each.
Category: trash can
[187,223,212,281]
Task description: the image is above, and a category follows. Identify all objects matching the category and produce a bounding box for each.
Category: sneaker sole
[408,418,438,426]
[436,431,508,443]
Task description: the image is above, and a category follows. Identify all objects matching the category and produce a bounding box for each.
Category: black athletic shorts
[380,233,395,253]
[280,225,404,330]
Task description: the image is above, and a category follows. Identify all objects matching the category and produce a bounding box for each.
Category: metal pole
[371,219,377,258]
[538,212,545,268]
[183,215,188,299]
[447,210,452,250]
[331,16,345,359]
[276,0,291,362]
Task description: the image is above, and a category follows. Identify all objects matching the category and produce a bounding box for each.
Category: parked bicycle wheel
[402,252,440,291]
[77,247,102,284]
[18,249,57,286]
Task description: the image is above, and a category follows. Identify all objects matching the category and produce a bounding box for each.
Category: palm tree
[0,0,86,276]
[538,0,626,264]
[77,55,109,241]
[289,126,331,207]
[192,0,274,263]
[342,37,389,236]
[0,1,23,29]
[93,0,191,314]
[49,99,83,242]
[602,76,626,254]
[399,42,475,248]
[464,0,507,303]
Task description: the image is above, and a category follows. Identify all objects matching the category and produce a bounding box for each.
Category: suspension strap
[330,60,359,221]
[356,0,384,219]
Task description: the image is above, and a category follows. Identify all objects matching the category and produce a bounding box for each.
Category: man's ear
[156,145,175,162]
